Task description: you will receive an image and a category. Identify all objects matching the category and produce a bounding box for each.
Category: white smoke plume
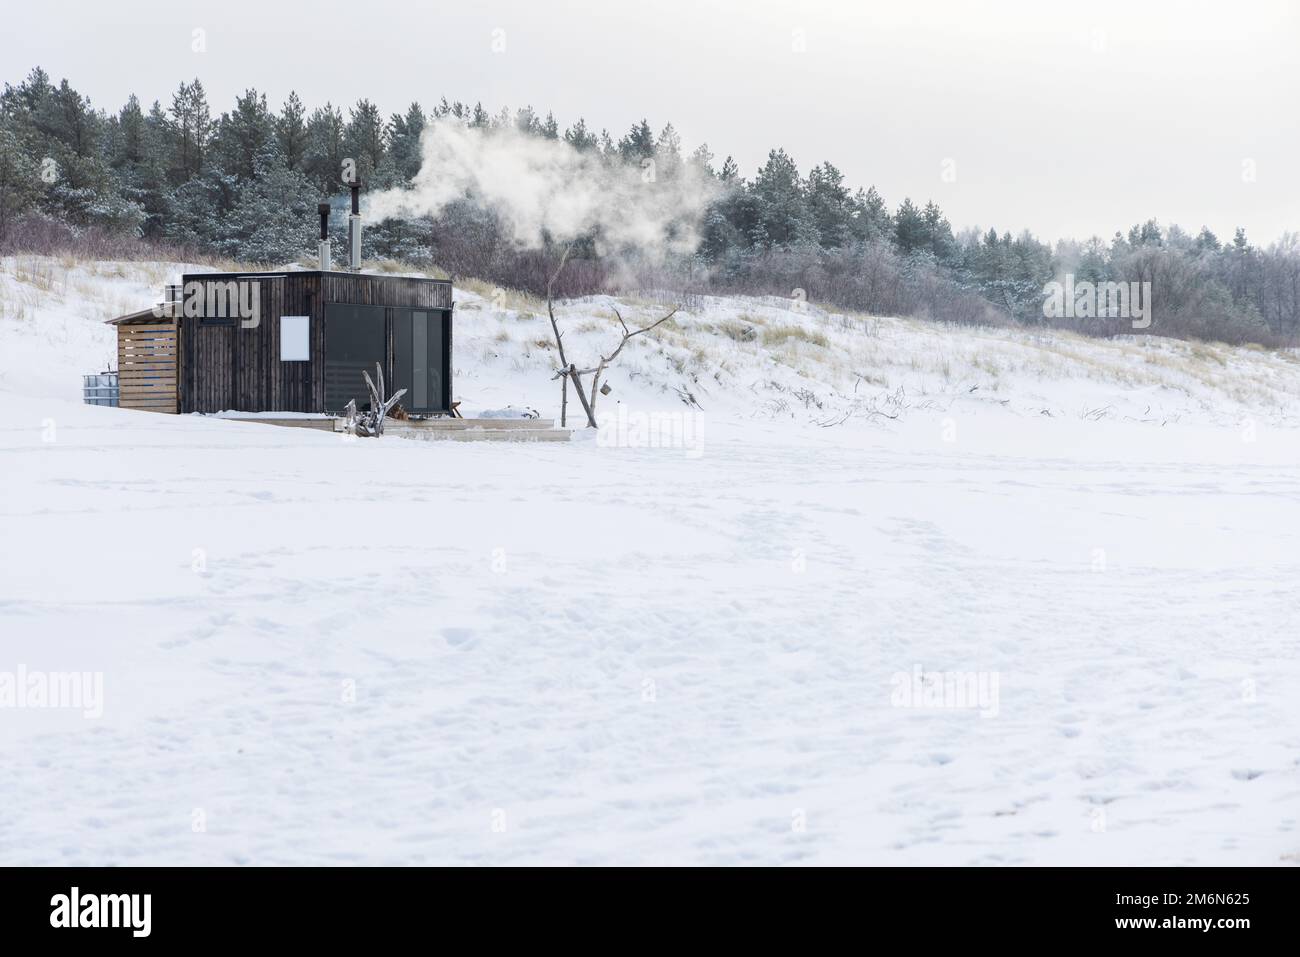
[366,120,720,259]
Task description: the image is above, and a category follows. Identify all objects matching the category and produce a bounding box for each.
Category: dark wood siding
[181,274,316,413]
[177,271,452,414]
[185,323,232,412]
[320,273,452,309]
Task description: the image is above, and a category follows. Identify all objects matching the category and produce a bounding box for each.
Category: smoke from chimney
[367,120,720,261]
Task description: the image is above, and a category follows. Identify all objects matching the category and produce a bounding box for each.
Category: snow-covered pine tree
[276,92,307,172]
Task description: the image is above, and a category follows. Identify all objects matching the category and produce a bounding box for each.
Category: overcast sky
[10,0,1299,244]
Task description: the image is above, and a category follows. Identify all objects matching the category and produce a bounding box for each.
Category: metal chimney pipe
[348,180,362,272]
[317,203,332,271]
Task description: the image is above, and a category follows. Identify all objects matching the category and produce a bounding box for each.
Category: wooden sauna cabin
[106,271,454,416]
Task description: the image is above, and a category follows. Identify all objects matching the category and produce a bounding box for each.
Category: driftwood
[545,245,585,428]
[351,362,407,437]
[545,243,678,429]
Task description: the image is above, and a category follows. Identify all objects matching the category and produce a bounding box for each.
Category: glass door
[393,309,446,413]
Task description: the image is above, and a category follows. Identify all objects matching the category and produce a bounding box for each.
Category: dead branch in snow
[588,305,678,417]
[545,243,588,428]
[545,245,679,429]
[353,363,407,437]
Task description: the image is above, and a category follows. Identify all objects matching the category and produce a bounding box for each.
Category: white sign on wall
[280,315,310,361]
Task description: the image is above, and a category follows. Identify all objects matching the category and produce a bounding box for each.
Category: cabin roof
[107,304,180,325]
[179,269,452,284]
[107,270,453,324]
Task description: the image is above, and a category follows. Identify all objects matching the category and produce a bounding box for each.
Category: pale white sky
[9,0,1299,243]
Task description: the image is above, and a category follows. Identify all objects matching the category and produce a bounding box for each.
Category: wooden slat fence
[118,322,178,413]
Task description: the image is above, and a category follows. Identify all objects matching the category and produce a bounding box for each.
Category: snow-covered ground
[2,256,1298,865]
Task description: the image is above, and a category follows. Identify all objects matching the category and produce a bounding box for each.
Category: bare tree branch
[544,245,679,428]
[589,305,677,415]
[546,243,596,427]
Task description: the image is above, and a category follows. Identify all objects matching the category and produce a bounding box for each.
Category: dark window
[324,304,386,412]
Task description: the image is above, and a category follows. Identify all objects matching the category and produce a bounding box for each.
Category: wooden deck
[219,415,572,442]
[385,419,573,442]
